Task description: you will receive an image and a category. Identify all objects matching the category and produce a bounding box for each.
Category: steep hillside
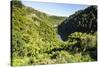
[57,5,97,62]
[11,1,66,66]
[58,6,97,41]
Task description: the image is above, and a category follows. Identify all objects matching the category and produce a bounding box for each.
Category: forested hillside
[11,1,97,66]
[58,6,97,41]
[58,5,97,62]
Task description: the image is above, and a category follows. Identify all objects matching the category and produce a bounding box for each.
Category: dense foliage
[11,1,97,66]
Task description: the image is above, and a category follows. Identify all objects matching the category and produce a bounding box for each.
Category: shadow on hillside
[46,45,97,60]
[57,19,97,41]
[57,19,77,41]
[57,6,97,41]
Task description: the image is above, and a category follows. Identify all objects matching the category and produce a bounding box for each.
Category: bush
[67,32,97,52]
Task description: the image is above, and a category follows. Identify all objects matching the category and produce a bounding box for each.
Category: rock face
[58,6,97,41]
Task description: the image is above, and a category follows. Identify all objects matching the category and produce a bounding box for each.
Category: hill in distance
[58,6,97,41]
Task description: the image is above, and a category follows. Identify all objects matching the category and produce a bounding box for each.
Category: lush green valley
[11,1,97,66]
